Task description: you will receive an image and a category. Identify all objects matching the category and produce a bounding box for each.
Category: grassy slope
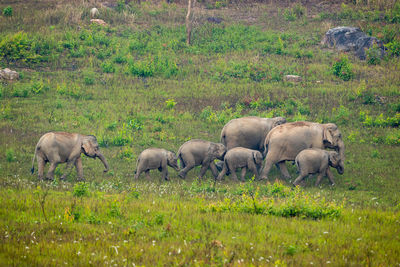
[0,0,400,265]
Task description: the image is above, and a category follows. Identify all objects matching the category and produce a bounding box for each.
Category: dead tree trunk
[186,0,195,45]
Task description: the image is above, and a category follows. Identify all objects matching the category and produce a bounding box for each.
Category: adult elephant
[260,121,345,181]
[220,116,286,153]
[31,132,109,181]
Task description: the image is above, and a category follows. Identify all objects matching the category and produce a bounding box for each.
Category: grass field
[0,0,400,265]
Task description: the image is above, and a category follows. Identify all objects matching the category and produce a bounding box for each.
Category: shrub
[165,98,176,109]
[73,182,90,197]
[332,54,353,81]
[6,149,16,162]
[366,44,381,65]
[385,41,400,57]
[83,71,95,85]
[101,61,115,73]
[3,6,13,17]
[0,32,42,63]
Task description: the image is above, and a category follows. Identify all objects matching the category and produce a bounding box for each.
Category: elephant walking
[177,139,226,179]
[216,147,263,181]
[134,148,179,181]
[31,132,109,181]
[260,122,345,181]
[293,148,344,186]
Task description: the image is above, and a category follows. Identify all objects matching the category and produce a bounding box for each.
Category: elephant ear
[82,138,95,156]
[323,124,336,145]
[253,151,262,165]
[329,152,340,166]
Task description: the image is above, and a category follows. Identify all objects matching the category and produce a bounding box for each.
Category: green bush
[6,149,16,162]
[332,55,354,81]
[3,6,13,17]
[73,182,90,197]
[101,61,115,73]
[83,71,95,85]
[366,44,381,65]
[385,41,400,57]
[0,32,42,63]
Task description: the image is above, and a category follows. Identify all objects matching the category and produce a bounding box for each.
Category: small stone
[90,19,107,26]
[284,75,302,82]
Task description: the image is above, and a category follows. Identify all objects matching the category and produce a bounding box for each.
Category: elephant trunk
[337,162,344,175]
[336,140,345,162]
[97,152,109,173]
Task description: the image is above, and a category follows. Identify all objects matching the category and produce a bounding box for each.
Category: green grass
[1,0,400,265]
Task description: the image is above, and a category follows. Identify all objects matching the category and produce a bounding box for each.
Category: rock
[322,27,385,60]
[90,19,107,26]
[90,8,99,19]
[207,17,223,24]
[284,75,302,82]
[0,68,19,81]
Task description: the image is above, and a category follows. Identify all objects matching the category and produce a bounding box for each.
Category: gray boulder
[322,27,385,60]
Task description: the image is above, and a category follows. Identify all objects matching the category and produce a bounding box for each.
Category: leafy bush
[332,55,354,81]
[165,98,176,109]
[101,61,115,73]
[385,41,400,57]
[204,183,342,219]
[6,149,16,162]
[83,71,95,85]
[3,6,13,17]
[0,32,42,63]
[73,182,90,197]
[366,44,381,65]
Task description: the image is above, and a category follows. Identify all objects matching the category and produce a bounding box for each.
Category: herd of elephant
[31,116,345,186]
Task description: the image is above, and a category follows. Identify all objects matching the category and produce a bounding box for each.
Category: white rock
[284,75,302,82]
[90,19,107,26]
[0,68,19,80]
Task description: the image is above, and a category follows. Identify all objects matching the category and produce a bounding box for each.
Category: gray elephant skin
[293,148,344,186]
[178,139,226,179]
[217,147,263,181]
[220,116,286,153]
[31,132,109,181]
[260,121,345,180]
[134,148,179,181]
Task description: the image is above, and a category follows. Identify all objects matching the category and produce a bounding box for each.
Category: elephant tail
[134,156,141,174]
[295,159,300,173]
[31,145,39,174]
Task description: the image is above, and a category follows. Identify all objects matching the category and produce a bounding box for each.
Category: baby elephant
[134,148,179,181]
[217,147,263,181]
[293,148,344,187]
[178,139,226,179]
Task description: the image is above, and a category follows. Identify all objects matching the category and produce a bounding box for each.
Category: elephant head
[323,123,345,161]
[271,117,286,128]
[210,143,226,160]
[328,151,344,175]
[81,135,109,172]
[167,151,179,171]
[252,151,263,165]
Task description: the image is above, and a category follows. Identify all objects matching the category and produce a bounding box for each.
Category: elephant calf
[134,148,179,181]
[217,147,263,181]
[293,148,344,187]
[177,139,226,179]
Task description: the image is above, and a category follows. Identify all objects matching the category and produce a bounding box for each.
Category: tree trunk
[186,0,195,45]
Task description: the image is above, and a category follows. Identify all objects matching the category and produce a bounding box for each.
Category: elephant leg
[326,168,335,186]
[37,157,45,180]
[145,170,151,180]
[161,167,169,181]
[278,162,291,179]
[260,159,274,180]
[45,162,58,181]
[178,161,194,179]
[315,172,324,186]
[199,162,210,179]
[248,162,259,180]
[293,173,307,186]
[240,167,247,182]
[209,162,219,179]
[74,157,83,181]
[216,165,227,181]
[229,166,239,181]
[61,160,75,180]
